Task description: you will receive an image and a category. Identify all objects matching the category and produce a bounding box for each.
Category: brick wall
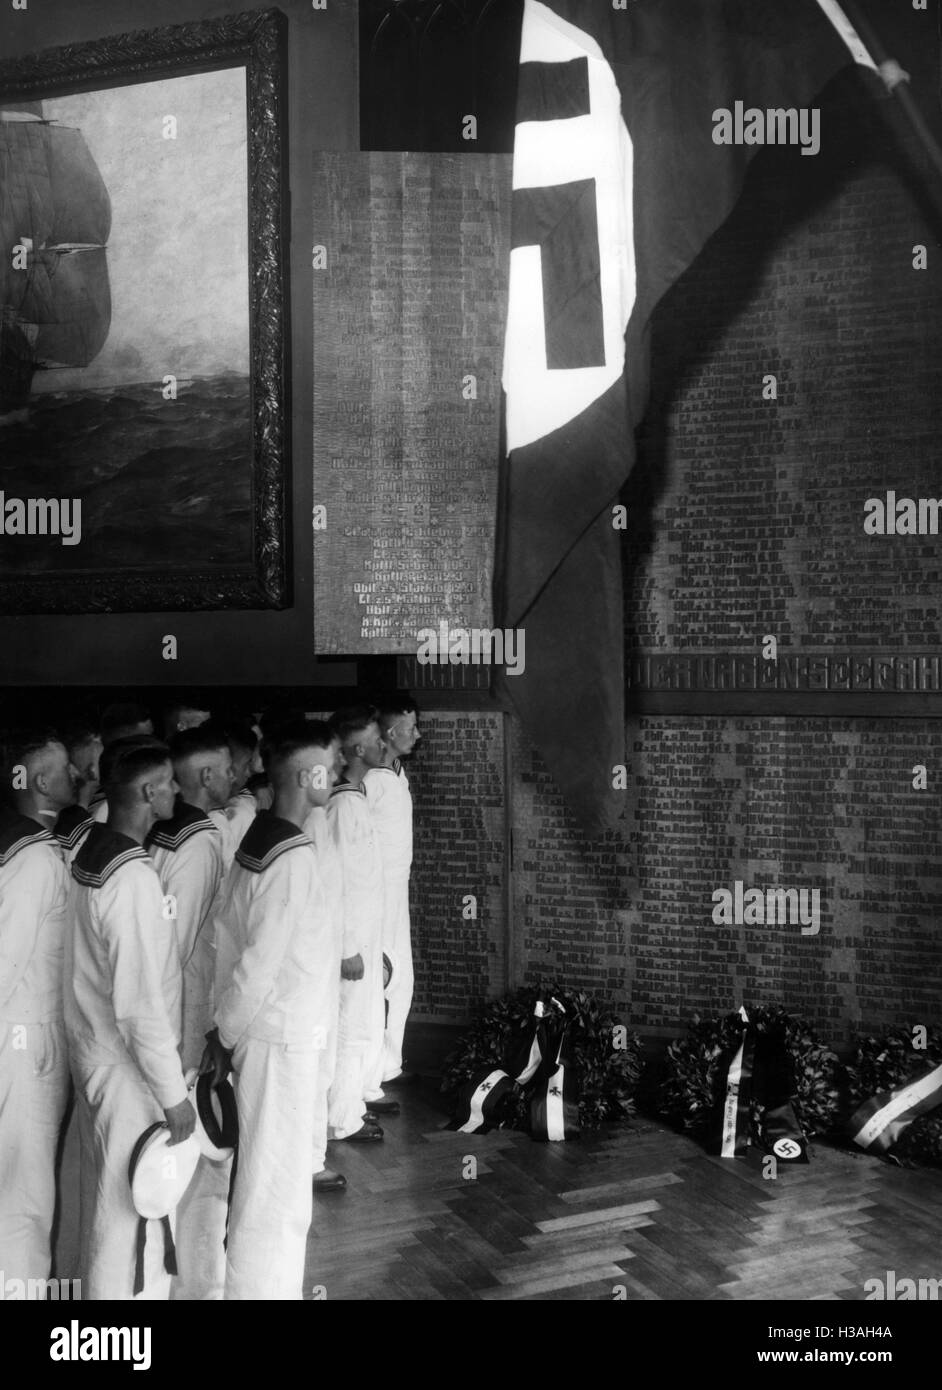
[409,711,507,1020]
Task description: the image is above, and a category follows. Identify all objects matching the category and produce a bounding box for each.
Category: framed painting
[0,8,289,613]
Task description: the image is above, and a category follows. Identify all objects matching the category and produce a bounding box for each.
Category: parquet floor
[305,1082,942,1301]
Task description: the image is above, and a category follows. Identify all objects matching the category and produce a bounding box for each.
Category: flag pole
[815,0,942,187]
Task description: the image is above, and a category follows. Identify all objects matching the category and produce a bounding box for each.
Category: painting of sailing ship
[0,10,289,613]
[0,103,112,419]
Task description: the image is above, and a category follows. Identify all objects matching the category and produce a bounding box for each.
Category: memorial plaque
[313,153,511,654]
[511,717,942,1047]
[626,117,942,668]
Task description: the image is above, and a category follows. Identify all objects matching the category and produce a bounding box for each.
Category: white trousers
[181,935,216,1076]
[75,1062,172,1300]
[225,1036,317,1300]
[381,876,414,1082]
[311,1018,338,1174]
[328,939,385,1138]
[170,1152,230,1301]
[0,1019,70,1292]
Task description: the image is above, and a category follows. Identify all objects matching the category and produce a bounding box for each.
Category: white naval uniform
[54,803,95,868]
[209,789,258,875]
[363,759,414,1082]
[326,781,386,1138]
[66,825,188,1301]
[147,803,227,1301]
[0,811,71,1294]
[214,812,332,1300]
[53,803,96,1280]
[147,804,225,1074]
[301,806,343,1175]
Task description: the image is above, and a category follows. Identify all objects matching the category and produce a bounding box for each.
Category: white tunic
[301,806,344,1171]
[209,790,258,874]
[326,782,386,1130]
[212,812,331,1299]
[66,824,188,1300]
[146,804,225,1073]
[363,761,415,1081]
[0,813,71,1291]
[363,761,413,888]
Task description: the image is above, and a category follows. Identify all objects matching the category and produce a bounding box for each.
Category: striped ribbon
[849,1061,942,1154]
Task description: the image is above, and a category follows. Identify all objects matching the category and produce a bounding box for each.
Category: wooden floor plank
[298,1092,942,1302]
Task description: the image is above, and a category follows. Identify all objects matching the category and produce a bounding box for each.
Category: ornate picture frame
[0,7,290,613]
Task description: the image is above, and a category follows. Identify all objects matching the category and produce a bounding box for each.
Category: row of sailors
[0,700,420,1299]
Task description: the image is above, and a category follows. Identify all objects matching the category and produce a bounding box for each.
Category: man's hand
[199,1026,234,1088]
[341,953,364,981]
[164,1098,196,1146]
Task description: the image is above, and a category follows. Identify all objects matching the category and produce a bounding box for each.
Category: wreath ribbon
[849,1061,942,1155]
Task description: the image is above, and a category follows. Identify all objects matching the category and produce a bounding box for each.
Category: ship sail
[0,100,112,404]
[32,246,111,367]
[46,123,111,249]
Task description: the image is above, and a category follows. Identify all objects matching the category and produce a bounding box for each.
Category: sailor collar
[54,803,94,850]
[146,801,217,853]
[72,824,149,887]
[330,779,366,797]
[0,809,55,867]
[235,810,311,874]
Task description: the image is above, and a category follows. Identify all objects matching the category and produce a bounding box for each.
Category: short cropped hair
[0,728,62,807]
[376,694,419,731]
[99,736,171,799]
[100,703,153,746]
[223,719,259,756]
[168,724,230,764]
[328,704,379,749]
[162,698,212,737]
[60,718,101,760]
[263,720,335,778]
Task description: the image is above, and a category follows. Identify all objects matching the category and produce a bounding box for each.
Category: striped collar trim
[146,801,217,852]
[330,780,366,797]
[72,824,150,887]
[0,811,55,867]
[370,761,403,779]
[235,811,311,875]
[54,804,94,850]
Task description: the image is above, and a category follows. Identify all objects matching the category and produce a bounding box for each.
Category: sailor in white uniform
[66,737,195,1300]
[364,700,421,1086]
[206,722,340,1300]
[64,722,104,812]
[326,706,394,1142]
[54,800,95,868]
[208,720,262,873]
[147,728,231,1073]
[146,726,231,1302]
[89,705,155,825]
[0,732,77,1294]
[301,734,347,1193]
